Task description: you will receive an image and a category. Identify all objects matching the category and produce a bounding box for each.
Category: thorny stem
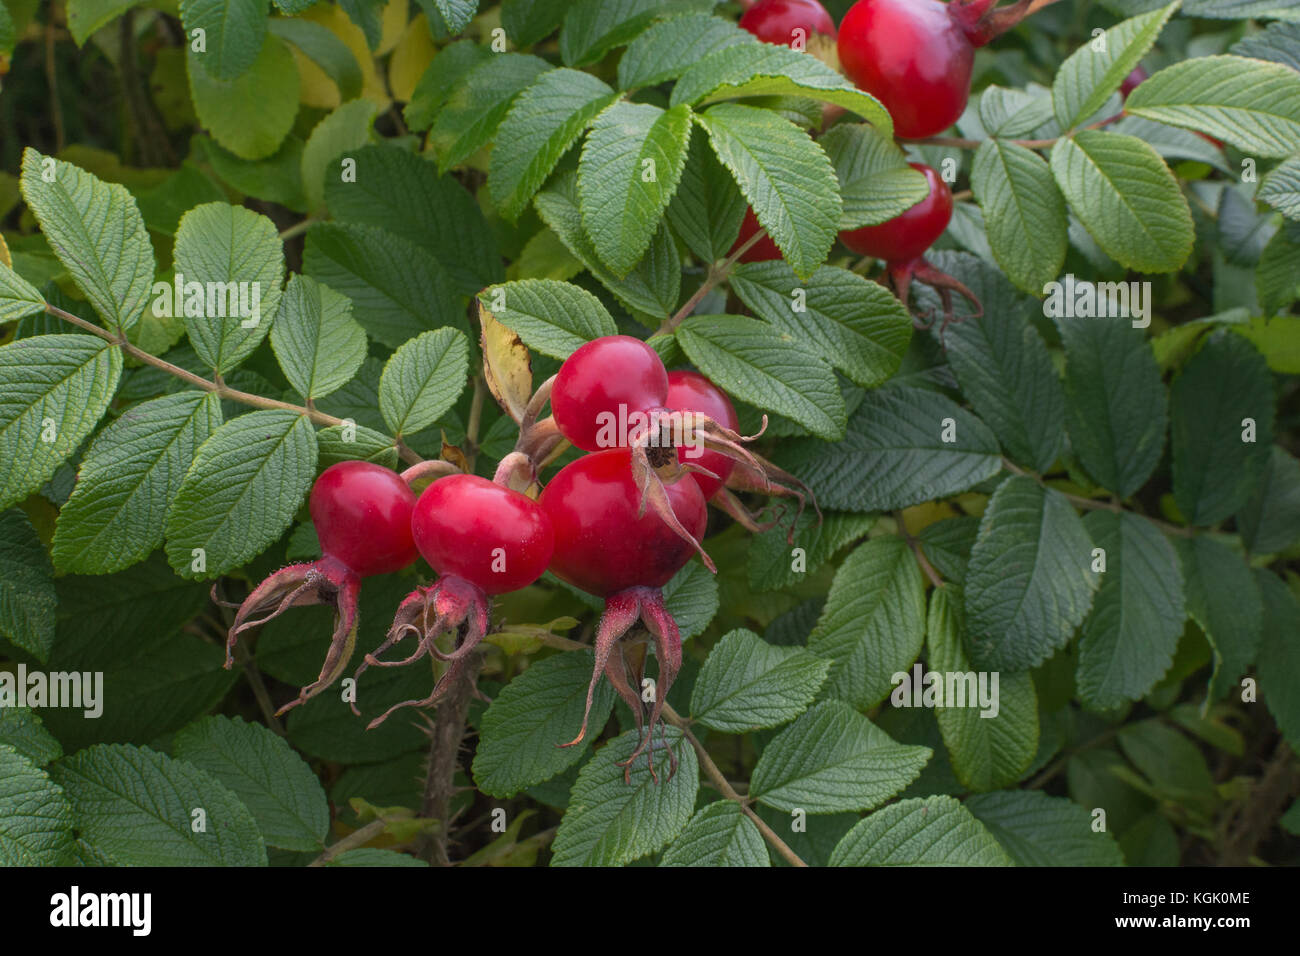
[307,819,389,867]
[1000,458,1195,537]
[42,303,423,464]
[656,227,769,336]
[417,651,484,866]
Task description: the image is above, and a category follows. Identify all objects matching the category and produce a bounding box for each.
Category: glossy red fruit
[837,0,973,139]
[310,461,418,577]
[411,474,554,595]
[740,0,836,47]
[540,448,708,597]
[551,335,669,452]
[730,207,785,263]
[666,370,739,499]
[839,163,952,264]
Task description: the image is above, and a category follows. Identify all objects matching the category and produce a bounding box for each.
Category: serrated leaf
[180,0,268,80]
[1052,2,1177,130]
[331,847,430,866]
[560,0,703,68]
[673,43,893,136]
[697,103,840,280]
[164,410,318,579]
[1256,569,1300,751]
[0,509,57,663]
[430,53,552,170]
[173,202,285,374]
[300,99,378,214]
[19,148,155,333]
[501,0,568,47]
[472,651,616,798]
[0,744,73,865]
[316,422,400,468]
[1076,511,1184,711]
[421,0,478,34]
[819,123,929,230]
[0,334,122,512]
[1237,446,1300,554]
[477,279,617,359]
[51,743,267,866]
[1175,535,1262,699]
[550,727,698,866]
[776,384,1002,512]
[729,261,911,390]
[286,660,435,763]
[188,36,299,160]
[807,537,925,710]
[1055,315,1167,498]
[917,515,979,586]
[303,222,464,348]
[665,130,748,263]
[662,560,719,641]
[690,629,829,732]
[53,392,223,575]
[173,715,329,852]
[1171,330,1273,526]
[748,510,874,593]
[489,69,617,220]
[964,476,1098,671]
[676,314,844,439]
[660,801,768,867]
[405,39,491,133]
[617,13,753,90]
[579,102,692,276]
[270,274,366,400]
[830,795,1012,866]
[0,262,45,323]
[378,328,469,436]
[972,141,1068,294]
[750,700,930,814]
[1259,156,1300,222]
[979,85,1056,138]
[1230,20,1300,72]
[1050,131,1193,273]
[0,708,63,767]
[966,790,1124,866]
[1127,55,1300,159]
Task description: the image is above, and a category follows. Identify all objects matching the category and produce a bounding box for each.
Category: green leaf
[966,790,1124,866]
[331,847,430,866]
[0,708,62,767]
[303,222,464,348]
[1256,569,1300,751]
[405,39,491,132]
[172,201,286,374]
[550,727,698,866]
[0,262,46,323]
[1050,131,1194,273]
[750,700,930,814]
[808,537,925,710]
[1237,446,1300,554]
[972,141,1068,294]
[819,123,929,230]
[378,328,470,436]
[301,99,378,213]
[776,384,1002,512]
[928,587,1039,792]
[964,476,1098,671]
[173,715,329,852]
[270,275,367,400]
[180,0,268,80]
[697,103,840,280]
[472,651,616,798]
[662,559,719,640]
[477,279,617,359]
[1051,2,1178,130]
[1184,0,1300,17]
[0,744,73,865]
[1171,331,1274,526]
[1055,316,1167,498]
[199,133,307,212]
[66,0,144,45]
[675,314,845,440]
[1127,55,1300,159]
[164,409,318,579]
[429,54,552,171]
[19,148,155,333]
[617,12,753,89]
[1175,535,1262,698]
[1259,156,1300,222]
[316,422,399,469]
[578,102,692,276]
[1075,511,1185,711]
[0,334,122,512]
[665,130,748,263]
[0,509,57,662]
[51,743,267,866]
[660,801,768,867]
[830,795,1012,867]
[1118,719,1217,807]
[672,43,893,136]
[421,0,478,34]
[52,392,223,575]
[978,85,1056,138]
[729,261,912,389]
[490,69,617,220]
[268,17,363,102]
[690,629,829,732]
[501,0,568,47]
[917,516,979,586]
[1258,222,1300,316]
[323,145,503,295]
[748,509,874,593]
[560,0,703,67]
[188,35,299,160]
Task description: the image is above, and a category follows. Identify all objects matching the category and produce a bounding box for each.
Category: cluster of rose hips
[223,336,798,781]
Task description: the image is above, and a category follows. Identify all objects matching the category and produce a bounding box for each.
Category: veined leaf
[1175,535,1262,699]
[429,53,551,170]
[0,745,73,866]
[0,510,58,663]
[560,0,706,68]
[660,801,768,867]
[972,140,1067,294]
[270,274,367,400]
[690,629,829,732]
[966,790,1124,866]
[819,123,929,230]
[378,328,470,436]
[1237,446,1300,554]
[180,0,268,80]
[664,131,748,264]
[0,262,46,323]
[830,796,1011,867]
[1256,569,1300,752]
[300,99,379,213]
[617,13,754,89]
[187,36,299,160]
[477,279,617,359]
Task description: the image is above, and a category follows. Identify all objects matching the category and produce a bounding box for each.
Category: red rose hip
[839,162,952,264]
